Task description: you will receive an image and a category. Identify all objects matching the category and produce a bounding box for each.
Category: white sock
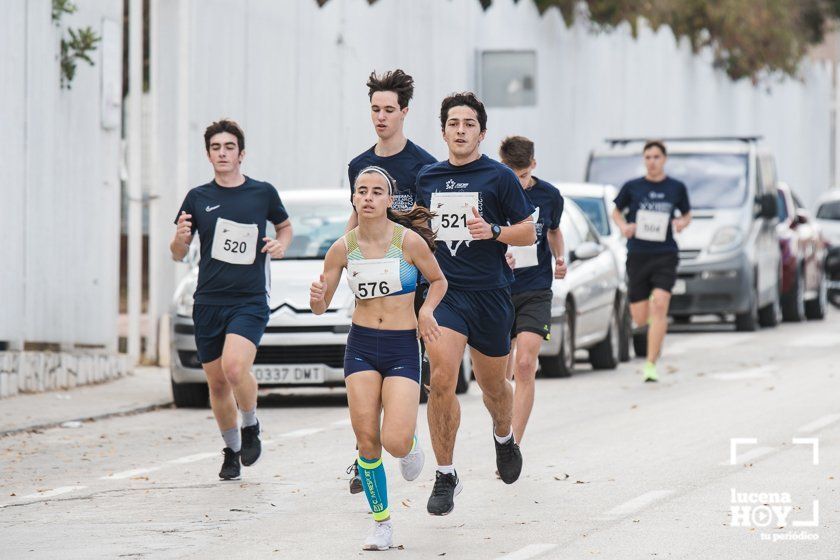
[436,464,456,475]
[494,427,513,444]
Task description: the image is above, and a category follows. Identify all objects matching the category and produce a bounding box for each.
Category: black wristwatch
[490,223,502,240]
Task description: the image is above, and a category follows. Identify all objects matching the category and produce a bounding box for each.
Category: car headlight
[175,288,194,317]
[708,226,744,254]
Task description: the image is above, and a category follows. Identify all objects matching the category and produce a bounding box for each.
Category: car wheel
[735,289,759,332]
[781,270,805,322]
[618,299,632,362]
[589,307,620,370]
[171,379,209,408]
[805,275,827,320]
[539,308,574,378]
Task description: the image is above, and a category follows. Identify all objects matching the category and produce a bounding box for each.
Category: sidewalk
[0,367,172,437]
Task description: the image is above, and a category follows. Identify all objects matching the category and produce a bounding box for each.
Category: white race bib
[347,258,402,300]
[211,217,258,265]
[509,243,538,269]
[635,210,670,242]
[430,192,479,242]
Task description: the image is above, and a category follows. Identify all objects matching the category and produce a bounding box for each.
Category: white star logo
[445,179,456,189]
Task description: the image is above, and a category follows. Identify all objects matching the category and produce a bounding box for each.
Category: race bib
[347,258,402,300]
[635,210,670,242]
[509,243,538,269]
[430,192,479,242]
[210,217,258,265]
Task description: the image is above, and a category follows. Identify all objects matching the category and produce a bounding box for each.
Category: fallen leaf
[554,473,570,481]
[574,480,589,484]
[401,499,412,508]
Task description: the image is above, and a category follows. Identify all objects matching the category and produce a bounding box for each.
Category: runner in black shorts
[171,120,292,479]
[416,93,536,515]
[611,140,691,382]
[499,136,567,445]
[343,69,437,493]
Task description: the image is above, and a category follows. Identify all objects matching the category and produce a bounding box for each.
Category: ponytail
[387,207,437,252]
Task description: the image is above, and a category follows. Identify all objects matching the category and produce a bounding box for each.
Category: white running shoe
[362,520,393,551]
[399,442,425,481]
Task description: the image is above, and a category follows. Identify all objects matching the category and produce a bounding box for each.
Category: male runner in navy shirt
[499,136,566,446]
[416,93,536,515]
[611,140,691,382]
[171,119,292,480]
[344,69,437,494]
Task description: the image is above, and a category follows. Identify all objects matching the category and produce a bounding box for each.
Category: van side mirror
[757,193,778,220]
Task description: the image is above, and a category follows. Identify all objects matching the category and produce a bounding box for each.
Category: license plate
[253,365,325,384]
[672,279,687,295]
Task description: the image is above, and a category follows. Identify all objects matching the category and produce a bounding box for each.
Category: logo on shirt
[444,179,470,190]
[649,192,665,200]
[206,204,221,212]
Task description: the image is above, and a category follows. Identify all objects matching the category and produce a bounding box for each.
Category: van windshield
[817,200,840,220]
[587,154,748,209]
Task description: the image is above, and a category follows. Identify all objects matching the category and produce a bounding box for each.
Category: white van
[585,137,781,331]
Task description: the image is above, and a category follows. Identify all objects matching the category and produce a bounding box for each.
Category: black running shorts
[626,252,679,303]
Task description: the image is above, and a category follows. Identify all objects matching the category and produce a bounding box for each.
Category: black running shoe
[240,421,262,467]
[494,433,523,484]
[347,461,363,495]
[219,447,241,480]
[427,471,462,516]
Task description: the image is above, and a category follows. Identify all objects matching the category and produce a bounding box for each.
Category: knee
[650,299,669,317]
[221,357,248,385]
[381,431,412,458]
[515,356,537,380]
[429,367,457,396]
[356,432,382,459]
[206,374,230,397]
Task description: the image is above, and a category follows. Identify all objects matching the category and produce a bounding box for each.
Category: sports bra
[344,224,418,298]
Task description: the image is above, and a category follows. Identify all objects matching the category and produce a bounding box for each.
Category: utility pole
[127,0,143,362]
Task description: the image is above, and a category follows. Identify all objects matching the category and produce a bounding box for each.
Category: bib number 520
[357,281,390,298]
[223,239,248,254]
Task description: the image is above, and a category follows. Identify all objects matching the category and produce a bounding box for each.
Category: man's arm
[170,211,193,261]
[612,207,636,239]
[547,227,567,279]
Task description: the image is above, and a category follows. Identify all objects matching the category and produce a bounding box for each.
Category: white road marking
[602,490,674,517]
[101,466,163,480]
[495,543,558,560]
[711,365,776,381]
[280,428,324,438]
[167,452,219,464]
[0,485,88,507]
[331,418,352,427]
[720,446,775,466]
[797,414,840,434]
[787,334,836,348]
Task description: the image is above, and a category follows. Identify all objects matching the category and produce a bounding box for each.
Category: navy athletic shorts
[433,287,514,357]
[344,324,421,383]
[192,302,270,363]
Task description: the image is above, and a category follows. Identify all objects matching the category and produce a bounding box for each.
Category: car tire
[539,308,574,378]
[805,276,827,320]
[171,379,209,408]
[589,307,620,370]
[758,286,781,328]
[618,299,632,362]
[735,289,759,332]
[781,270,805,322]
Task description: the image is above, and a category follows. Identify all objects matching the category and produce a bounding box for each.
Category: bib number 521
[440,213,467,229]
[357,281,391,298]
[223,239,248,254]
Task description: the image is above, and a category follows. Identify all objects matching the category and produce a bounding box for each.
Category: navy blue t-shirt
[175,177,289,306]
[614,176,690,254]
[416,155,535,291]
[511,177,564,294]
[348,139,436,212]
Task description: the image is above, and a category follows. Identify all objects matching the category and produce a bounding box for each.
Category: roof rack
[605,136,762,145]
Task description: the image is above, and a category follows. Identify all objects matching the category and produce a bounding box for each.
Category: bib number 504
[223,239,248,253]
[358,281,390,298]
[440,213,467,228]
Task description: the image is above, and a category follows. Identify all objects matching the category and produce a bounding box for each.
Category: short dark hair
[439,92,487,132]
[204,119,245,153]
[643,140,667,156]
[499,136,534,169]
[367,69,415,109]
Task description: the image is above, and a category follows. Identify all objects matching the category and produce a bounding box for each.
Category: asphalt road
[1,312,839,559]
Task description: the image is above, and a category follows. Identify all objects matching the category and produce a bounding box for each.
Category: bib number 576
[357,281,390,298]
[223,239,248,253]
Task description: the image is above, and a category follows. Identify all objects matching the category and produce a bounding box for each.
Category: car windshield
[587,153,749,209]
[817,200,840,220]
[278,198,349,259]
[569,196,609,236]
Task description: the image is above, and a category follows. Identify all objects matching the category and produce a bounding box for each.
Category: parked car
[538,198,630,377]
[554,181,632,361]
[815,189,840,307]
[169,189,471,407]
[776,182,827,321]
[586,136,781,332]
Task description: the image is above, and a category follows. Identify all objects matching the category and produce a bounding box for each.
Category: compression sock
[358,456,389,521]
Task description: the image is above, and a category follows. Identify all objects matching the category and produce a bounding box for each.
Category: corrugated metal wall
[0,0,123,350]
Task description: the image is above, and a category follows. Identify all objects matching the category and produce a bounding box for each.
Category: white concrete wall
[0,0,123,350]
[150,0,834,329]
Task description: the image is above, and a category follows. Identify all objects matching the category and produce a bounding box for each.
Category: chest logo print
[206,204,221,212]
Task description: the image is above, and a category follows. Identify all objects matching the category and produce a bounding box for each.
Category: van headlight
[175,289,194,317]
[709,226,743,254]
